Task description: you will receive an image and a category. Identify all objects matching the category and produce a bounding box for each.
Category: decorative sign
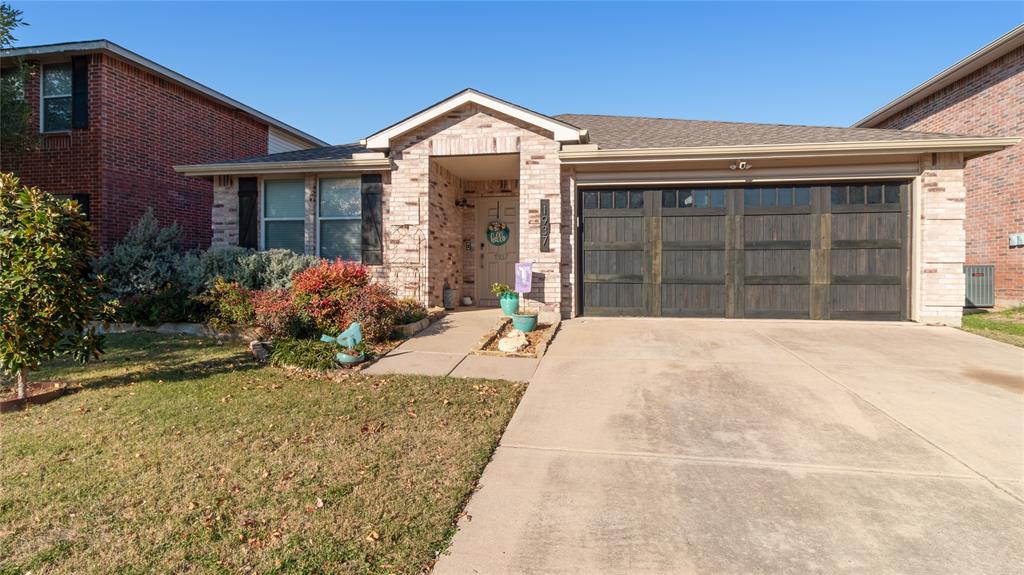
[540,199,550,252]
[514,262,533,294]
[486,221,510,246]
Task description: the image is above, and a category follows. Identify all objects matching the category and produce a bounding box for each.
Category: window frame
[316,176,362,261]
[40,62,73,133]
[260,178,306,253]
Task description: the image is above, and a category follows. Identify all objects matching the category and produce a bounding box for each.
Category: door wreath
[486,221,510,246]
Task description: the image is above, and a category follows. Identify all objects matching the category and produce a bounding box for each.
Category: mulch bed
[480,320,556,357]
[0,381,68,413]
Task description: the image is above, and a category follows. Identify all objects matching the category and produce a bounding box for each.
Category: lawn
[0,333,525,575]
[961,306,1024,348]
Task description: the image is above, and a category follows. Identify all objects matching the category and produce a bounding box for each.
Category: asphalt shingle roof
[217,143,369,164]
[554,114,969,149]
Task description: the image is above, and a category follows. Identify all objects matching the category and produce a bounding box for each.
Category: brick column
[916,152,967,326]
[304,174,317,256]
[518,138,563,313]
[211,175,238,247]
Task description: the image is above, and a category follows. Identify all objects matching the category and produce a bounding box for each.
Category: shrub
[268,339,339,370]
[290,260,398,342]
[236,249,319,290]
[343,283,400,343]
[94,209,181,298]
[197,278,255,331]
[252,289,312,340]
[119,287,205,326]
[0,172,113,398]
[394,298,428,325]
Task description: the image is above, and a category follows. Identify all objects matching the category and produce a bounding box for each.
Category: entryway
[579,182,910,319]
[476,196,519,307]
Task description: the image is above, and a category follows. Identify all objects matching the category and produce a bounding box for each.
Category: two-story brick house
[0,40,326,249]
[855,24,1023,307]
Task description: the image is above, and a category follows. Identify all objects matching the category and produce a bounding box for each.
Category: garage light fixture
[729,160,752,171]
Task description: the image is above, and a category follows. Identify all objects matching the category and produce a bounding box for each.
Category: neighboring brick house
[0,40,326,249]
[177,89,1018,326]
[855,24,1023,307]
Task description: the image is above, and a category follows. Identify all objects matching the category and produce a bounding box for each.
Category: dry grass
[961,306,1024,348]
[0,333,525,574]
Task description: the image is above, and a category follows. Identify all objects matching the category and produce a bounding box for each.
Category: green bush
[394,297,428,325]
[94,209,181,299]
[236,249,319,290]
[197,278,255,331]
[0,172,114,398]
[251,289,314,340]
[119,287,205,326]
[268,339,339,370]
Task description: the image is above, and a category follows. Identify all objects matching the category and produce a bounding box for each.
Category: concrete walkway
[363,308,539,382]
[433,318,1024,574]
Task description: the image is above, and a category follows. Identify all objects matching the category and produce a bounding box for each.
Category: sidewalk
[364,308,539,382]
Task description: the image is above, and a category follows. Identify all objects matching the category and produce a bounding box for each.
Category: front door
[477,196,519,306]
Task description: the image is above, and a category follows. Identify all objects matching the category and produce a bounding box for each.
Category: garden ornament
[321,322,364,363]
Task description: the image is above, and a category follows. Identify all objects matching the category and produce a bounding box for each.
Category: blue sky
[9,1,1022,145]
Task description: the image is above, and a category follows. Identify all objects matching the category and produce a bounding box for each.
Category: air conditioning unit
[964,265,995,308]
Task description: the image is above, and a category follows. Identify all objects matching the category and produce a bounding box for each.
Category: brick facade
[1,52,270,249]
[869,46,1023,306]
[916,153,968,326]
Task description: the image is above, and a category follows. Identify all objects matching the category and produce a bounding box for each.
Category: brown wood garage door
[579,182,909,320]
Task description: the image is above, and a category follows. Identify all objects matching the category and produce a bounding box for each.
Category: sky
[8,1,1022,145]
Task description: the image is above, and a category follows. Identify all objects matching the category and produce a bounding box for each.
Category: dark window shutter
[72,193,91,220]
[238,177,259,249]
[361,174,383,265]
[71,56,89,129]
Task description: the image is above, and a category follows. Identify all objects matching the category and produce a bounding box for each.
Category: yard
[961,306,1024,347]
[0,333,525,575]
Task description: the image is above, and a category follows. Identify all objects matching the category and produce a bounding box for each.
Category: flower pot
[336,350,365,365]
[511,313,538,333]
[499,293,519,316]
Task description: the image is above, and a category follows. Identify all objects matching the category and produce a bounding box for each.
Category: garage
[579,182,909,320]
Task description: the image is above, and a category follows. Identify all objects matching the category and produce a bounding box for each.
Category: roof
[216,143,369,165]
[555,113,970,150]
[175,143,389,176]
[363,88,586,149]
[0,39,328,147]
[854,24,1024,128]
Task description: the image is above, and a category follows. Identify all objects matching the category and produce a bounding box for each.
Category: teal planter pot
[336,351,365,365]
[511,313,538,333]
[499,293,519,316]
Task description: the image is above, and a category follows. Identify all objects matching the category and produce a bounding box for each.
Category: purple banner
[514,262,533,294]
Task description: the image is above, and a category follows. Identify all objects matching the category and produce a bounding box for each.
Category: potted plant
[336,342,366,365]
[511,307,538,333]
[491,283,518,316]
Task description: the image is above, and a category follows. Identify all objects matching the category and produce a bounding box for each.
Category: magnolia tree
[0,172,113,398]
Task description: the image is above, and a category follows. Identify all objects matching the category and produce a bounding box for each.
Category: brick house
[0,40,326,249]
[178,89,1017,326]
[855,24,1023,307]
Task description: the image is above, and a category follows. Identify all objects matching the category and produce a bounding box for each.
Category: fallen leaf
[366,530,380,542]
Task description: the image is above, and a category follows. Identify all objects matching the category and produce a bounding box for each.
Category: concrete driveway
[433,319,1024,575]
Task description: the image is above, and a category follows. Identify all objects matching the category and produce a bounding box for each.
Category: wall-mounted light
[729,160,752,171]
[455,198,472,208]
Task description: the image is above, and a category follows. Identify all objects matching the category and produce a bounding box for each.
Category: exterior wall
[428,162,465,304]
[868,46,1023,306]
[1,53,272,250]
[915,153,968,326]
[387,103,563,310]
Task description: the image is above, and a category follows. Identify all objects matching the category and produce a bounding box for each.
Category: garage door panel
[831,285,901,319]
[832,212,901,241]
[584,250,644,280]
[662,284,725,317]
[663,250,725,283]
[662,215,724,243]
[583,216,645,244]
[831,249,901,281]
[744,214,810,243]
[745,285,811,318]
[584,283,644,315]
[745,249,810,279]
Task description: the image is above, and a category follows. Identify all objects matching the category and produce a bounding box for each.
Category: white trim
[315,176,362,261]
[39,62,72,133]
[175,158,390,177]
[854,24,1024,127]
[363,89,585,150]
[4,40,327,146]
[260,178,306,252]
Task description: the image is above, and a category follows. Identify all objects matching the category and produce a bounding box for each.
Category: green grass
[961,306,1024,348]
[0,334,525,574]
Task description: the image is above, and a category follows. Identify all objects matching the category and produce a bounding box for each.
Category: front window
[41,63,72,132]
[262,179,305,253]
[318,177,361,260]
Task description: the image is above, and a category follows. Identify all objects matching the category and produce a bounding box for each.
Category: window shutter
[238,177,259,249]
[71,56,89,129]
[361,174,383,265]
[72,193,91,220]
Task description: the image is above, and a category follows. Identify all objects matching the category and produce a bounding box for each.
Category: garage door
[579,182,909,320]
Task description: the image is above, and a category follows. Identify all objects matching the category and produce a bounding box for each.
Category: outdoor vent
[964,265,995,308]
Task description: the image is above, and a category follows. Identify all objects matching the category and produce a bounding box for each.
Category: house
[854,24,1023,308]
[176,89,1019,326]
[0,40,326,249]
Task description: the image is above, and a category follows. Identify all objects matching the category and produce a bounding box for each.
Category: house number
[540,199,550,252]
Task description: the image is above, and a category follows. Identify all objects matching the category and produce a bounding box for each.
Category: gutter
[175,158,392,177]
[558,137,1022,164]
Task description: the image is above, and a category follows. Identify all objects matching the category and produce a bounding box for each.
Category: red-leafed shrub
[251,289,312,340]
[290,260,397,342]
